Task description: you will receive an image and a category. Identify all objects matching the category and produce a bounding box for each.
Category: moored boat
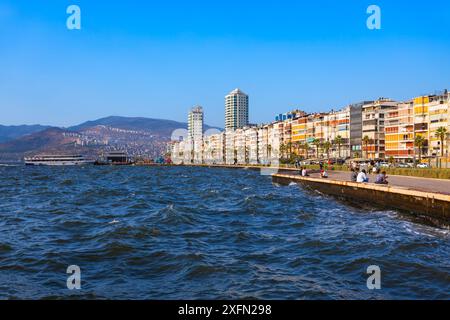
[24,155,94,166]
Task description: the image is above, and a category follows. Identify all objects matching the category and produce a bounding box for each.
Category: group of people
[298,165,329,179]
[350,167,389,185]
[297,160,388,185]
[299,167,309,177]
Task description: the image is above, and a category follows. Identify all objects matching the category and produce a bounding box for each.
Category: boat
[24,155,94,166]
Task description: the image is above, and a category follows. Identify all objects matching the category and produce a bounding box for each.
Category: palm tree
[312,138,321,159]
[303,142,310,159]
[435,127,448,157]
[286,142,293,159]
[279,143,286,159]
[414,135,426,164]
[362,135,370,160]
[267,144,272,162]
[322,141,332,159]
[334,135,343,158]
[294,141,302,157]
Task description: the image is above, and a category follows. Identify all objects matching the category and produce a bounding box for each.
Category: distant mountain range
[0,116,221,161]
[0,124,52,143]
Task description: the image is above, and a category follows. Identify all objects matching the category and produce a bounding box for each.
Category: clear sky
[0,0,449,128]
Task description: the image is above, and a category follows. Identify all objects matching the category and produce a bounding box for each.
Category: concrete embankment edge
[272,173,450,227]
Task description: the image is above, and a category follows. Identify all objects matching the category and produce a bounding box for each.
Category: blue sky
[0,0,449,127]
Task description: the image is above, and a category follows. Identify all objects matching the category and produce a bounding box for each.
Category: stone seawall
[272,173,450,227]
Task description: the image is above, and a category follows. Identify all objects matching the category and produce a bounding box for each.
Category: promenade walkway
[282,169,450,196]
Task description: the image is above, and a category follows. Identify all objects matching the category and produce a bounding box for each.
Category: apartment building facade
[171,90,449,166]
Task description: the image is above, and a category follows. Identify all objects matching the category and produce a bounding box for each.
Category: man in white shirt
[357,169,369,183]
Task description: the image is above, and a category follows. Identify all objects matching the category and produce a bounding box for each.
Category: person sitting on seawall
[374,170,389,185]
[372,164,378,175]
[356,169,369,183]
[350,168,358,182]
[321,170,329,178]
[301,167,309,177]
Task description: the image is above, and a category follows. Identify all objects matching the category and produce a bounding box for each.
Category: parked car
[417,163,430,168]
[379,162,390,168]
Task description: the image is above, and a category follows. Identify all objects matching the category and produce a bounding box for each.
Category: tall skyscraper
[225,88,249,130]
[188,106,204,140]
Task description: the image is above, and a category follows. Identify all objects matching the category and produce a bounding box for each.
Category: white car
[417,163,429,168]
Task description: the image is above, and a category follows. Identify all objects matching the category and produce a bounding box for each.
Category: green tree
[334,135,343,158]
[435,127,448,157]
[322,141,332,159]
[286,142,293,159]
[312,138,321,159]
[303,142,310,159]
[414,135,426,164]
[362,135,370,160]
[279,143,286,159]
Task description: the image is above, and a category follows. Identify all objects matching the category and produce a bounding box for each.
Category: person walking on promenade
[350,168,358,182]
[357,169,369,183]
[375,170,389,185]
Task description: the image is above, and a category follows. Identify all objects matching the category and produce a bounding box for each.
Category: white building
[245,127,259,164]
[188,106,204,140]
[225,89,249,130]
[257,126,269,165]
[234,128,246,165]
[225,129,236,165]
[204,132,225,164]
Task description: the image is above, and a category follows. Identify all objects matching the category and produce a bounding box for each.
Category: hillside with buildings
[0,116,220,162]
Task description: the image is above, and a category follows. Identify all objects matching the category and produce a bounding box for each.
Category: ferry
[24,155,94,166]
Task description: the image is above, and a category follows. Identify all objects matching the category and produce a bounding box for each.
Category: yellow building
[413,95,431,156]
[385,101,414,160]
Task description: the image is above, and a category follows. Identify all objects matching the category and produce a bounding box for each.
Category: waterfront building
[235,128,246,165]
[170,89,449,166]
[323,107,351,158]
[362,99,398,159]
[245,127,259,164]
[170,141,182,164]
[413,95,431,157]
[291,115,308,158]
[225,89,249,130]
[275,110,306,122]
[268,122,282,164]
[203,132,225,164]
[183,138,194,164]
[427,92,449,158]
[349,103,366,158]
[282,119,293,158]
[385,101,414,160]
[188,106,204,140]
[257,125,270,165]
[224,129,236,165]
[187,106,204,164]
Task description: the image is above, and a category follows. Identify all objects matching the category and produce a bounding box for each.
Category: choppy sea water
[0,165,449,300]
